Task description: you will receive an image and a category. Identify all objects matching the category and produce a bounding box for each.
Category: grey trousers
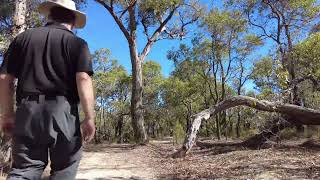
[7,96,82,180]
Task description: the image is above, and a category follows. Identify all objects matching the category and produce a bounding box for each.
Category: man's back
[3,23,92,103]
[0,2,96,179]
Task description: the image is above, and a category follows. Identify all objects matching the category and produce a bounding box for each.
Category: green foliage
[240,128,258,139]
[280,128,298,140]
[92,48,132,143]
[294,32,320,78]
[288,0,320,18]
[139,0,182,17]
[244,34,264,47]
[173,122,185,144]
[250,57,288,96]
[203,8,246,36]
[143,61,164,98]
[0,0,14,21]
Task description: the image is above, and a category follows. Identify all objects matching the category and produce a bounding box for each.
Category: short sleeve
[0,39,20,77]
[75,41,93,76]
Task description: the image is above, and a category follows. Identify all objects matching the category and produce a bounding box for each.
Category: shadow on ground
[83,144,137,153]
[77,177,143,180]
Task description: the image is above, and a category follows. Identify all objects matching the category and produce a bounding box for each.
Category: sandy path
[75,144,157,180]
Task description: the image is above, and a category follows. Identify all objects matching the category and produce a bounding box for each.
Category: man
[0,0,95,179]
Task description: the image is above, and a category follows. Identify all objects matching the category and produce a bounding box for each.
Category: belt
[21,94,67,103]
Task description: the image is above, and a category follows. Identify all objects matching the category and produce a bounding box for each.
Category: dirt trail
[3,139,320,180]
[75,144,157,180]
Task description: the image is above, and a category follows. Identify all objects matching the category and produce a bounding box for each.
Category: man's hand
[0,74,15,137]
[81,118,95,143]
[0,114,15,136]
[76,72,96,143]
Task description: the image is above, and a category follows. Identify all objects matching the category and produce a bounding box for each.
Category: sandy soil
[75,143,157,180]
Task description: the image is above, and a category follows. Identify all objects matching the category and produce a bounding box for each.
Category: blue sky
[74,0,274,92]
[77,0,216,77]
[77,1,183,77]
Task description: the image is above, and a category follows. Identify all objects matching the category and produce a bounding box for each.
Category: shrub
[173,122,185,145]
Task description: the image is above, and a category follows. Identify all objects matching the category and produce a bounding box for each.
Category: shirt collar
[45,22,74,34]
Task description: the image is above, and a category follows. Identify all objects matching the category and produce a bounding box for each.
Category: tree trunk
[0,0,27,166]
[186,103,192,133]
[12,0,27,37]
[171,96,320,158]
[129,41,148,144]
[215,115,221,140]
[236,111,241,138]
[228,114,233,138]
[116,115,124,144]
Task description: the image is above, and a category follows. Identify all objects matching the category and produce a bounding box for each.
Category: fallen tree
[171,95,320,158]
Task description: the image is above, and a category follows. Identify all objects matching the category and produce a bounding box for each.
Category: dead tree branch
[171,95,320,158]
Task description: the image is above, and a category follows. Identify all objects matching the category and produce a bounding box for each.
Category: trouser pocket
[14,101,41,143]
[52,101,79,142]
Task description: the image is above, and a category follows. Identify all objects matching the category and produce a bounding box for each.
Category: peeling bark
[171,96,320,158]
[12,0,27,36]
[0,0,27,165]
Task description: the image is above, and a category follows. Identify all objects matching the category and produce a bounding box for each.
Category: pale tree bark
[128,1,148,143]
[12,0,27,37]
[171,96,320,158]
[0,0,27,166]
[130,39,148,143]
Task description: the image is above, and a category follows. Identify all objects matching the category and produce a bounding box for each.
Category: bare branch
[95,0,131,42]
[140,17,150,40]
[118,7,130,20]
[246,10,278,43]
[140,6,179,61]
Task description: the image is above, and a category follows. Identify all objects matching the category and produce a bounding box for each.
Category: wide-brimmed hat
[38,0,86,29]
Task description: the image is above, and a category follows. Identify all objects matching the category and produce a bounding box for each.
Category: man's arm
[76,72,95,142]
[0,74,15,134]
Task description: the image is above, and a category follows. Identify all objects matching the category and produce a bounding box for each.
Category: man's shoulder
[18,26,47,35]
[14,26,88,48]
[73,36,88,45]
[69,36,88,49]
[14,26,49,41]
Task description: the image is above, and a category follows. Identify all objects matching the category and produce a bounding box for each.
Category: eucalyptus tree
[94,0,203,143]
[232,34,262,137]
[228,0,320,134]
[92,48,131,143]
[167,44,214,134]
[198,8,256,139]
[235,0,319,104]
[142,61,164,138]
[293,32,320,108]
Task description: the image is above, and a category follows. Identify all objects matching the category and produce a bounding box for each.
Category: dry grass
[154,139,320,179]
